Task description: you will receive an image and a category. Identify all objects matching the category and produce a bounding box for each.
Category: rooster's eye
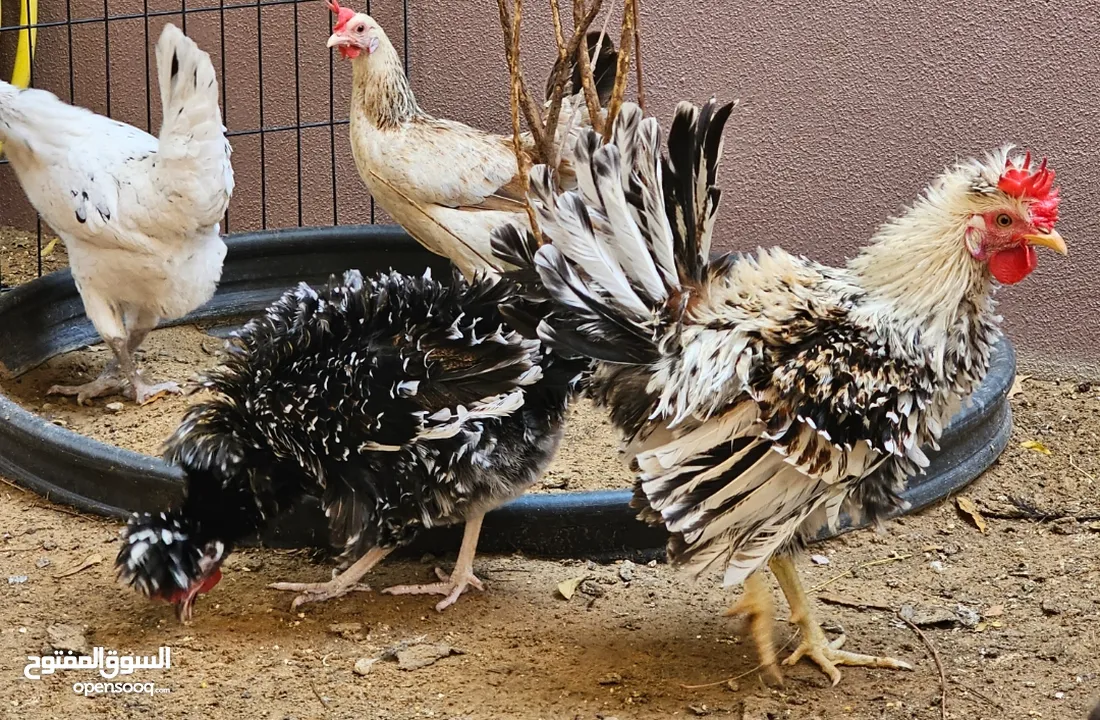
[995,214,1012,227]
[356,24,366,32]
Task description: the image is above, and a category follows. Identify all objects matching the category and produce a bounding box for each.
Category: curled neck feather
[350,30,422,128]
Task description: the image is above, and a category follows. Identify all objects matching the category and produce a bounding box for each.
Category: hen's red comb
[998,151,1060,229]
[327,0,355,32]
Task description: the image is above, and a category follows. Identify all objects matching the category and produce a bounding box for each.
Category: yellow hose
[0,0,38,155]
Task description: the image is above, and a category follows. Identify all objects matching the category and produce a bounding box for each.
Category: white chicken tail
[154,23,234,226]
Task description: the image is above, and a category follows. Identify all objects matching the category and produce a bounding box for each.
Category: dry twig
[809,553,911,593]
[817,593,895,613]
[602,0,635,141]
[542,0,604,160]
[896,610,946,720]
[496,0,545,155]
[678,633,798,690]
[980,495,1100,522]
[630,0,644,111]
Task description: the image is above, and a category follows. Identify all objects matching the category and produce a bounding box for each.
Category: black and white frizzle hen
[116,268,580,618]
[492,101,1066,684]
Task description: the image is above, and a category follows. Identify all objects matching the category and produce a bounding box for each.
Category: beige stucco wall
[1,1,1097,373]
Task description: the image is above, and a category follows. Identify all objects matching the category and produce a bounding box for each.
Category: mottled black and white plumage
[492,99,1065,682]
[117,268,579,618]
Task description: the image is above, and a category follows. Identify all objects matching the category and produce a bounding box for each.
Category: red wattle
[340,46,361,59]
[989,245,1037,284]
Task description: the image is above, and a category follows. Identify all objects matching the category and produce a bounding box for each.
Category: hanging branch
[541,0,604,163]
[573,0,617,136]
[631,0,645,112]
[498,0,544,240]
[602,0,635,141]
[497,0,546,156]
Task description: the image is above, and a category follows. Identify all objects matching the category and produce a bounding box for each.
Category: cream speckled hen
[0,24,233,405]
[492,100,1067,684]
[325,0,616,276]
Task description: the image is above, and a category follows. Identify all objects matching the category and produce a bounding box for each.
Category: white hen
[0,24,233,404]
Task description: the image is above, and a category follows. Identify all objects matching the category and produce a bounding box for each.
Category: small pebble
[7,575,28,584]
[810,554,830,566]
[35,558,50,569]
[353,657,375,676]
[105,402,124,413]
[41,540,57,551]
[1041,599,1063,616]
[930,560,945,573]
[597,672,623,686]
[618,560,635,583]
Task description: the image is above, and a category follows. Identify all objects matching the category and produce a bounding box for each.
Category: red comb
[327,0,355,32]
[998,151,1060,229]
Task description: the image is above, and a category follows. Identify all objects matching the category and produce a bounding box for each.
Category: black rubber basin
[0,226,1015,560]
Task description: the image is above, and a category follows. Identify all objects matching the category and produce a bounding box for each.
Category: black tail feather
[662,99,735,283]
[546,30,619,106]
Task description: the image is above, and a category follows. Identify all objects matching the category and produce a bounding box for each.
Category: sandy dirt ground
[0,227,1098,719]
[0,370,1097,718]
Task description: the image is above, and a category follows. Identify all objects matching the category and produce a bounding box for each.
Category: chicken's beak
[326,32,345,49]
[1022,230,1068,255]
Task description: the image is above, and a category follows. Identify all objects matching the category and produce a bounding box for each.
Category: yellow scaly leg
[724,571,782,684]
[769,554,912,686]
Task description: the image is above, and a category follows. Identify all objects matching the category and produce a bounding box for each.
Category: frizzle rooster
[116,268,581,618]
[491,100,1067,684]
[0,24,233,405]
[325,0,618,277]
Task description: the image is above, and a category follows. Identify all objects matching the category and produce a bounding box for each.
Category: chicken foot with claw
[770,555,912,686]
[270,547,391,610]
[383,513,486,611]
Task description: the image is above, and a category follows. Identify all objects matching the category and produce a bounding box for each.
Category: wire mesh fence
[0,0,410,289]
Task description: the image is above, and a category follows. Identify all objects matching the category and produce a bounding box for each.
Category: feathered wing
[202,269,544,554]
[493,99,933,585]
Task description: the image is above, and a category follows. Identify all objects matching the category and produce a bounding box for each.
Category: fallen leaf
[956,496,988,533]
[1008,374,1031,399]
[1020,439,1051,455]
[52,553,101,579]
[557,575,586,600]
[40,238,59,258]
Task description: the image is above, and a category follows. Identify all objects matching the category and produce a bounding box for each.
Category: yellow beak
[1022,229,1068,255]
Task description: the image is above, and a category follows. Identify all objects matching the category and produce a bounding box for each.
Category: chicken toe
[382,513,486,612]
[783,631,912,686]
[383,566,485,612]
[770,555,911,686]
[48,360,124,405]
[268,579,373,609]
[269,547,390,610]
[132,377,183,405]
